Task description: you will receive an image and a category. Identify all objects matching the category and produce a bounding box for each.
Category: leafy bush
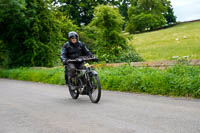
[0,40,7,66]
[87,4,142,63]
[99,46,144,63]
[78,26,98,52]
[89,5,126,57]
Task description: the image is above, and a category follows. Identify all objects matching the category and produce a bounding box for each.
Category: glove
[76,58,83,62]
[63,60,67,65]
[89,55,94,58]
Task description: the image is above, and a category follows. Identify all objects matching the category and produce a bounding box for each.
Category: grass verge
[0,67,65,85]
[0,65,200,98]
[98,65,200,98]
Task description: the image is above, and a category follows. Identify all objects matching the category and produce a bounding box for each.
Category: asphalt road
[0,78,200,133]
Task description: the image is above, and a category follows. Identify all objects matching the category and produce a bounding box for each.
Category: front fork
[86,70,98,90]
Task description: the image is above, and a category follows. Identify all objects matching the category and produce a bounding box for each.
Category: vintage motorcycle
[66,56,101,103]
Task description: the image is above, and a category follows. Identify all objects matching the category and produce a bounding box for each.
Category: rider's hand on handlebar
[76,58,83,62]
[63,60,67,65]
[66,59,72,64]
[88,55,98,61]
[89,55,95,58]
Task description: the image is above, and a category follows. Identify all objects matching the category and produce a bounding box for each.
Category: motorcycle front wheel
[88,75,101,103]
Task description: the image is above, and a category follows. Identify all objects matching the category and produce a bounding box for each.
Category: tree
[118,0,130,20]
[0,0,27,66]
[89,5,126,61]
[0,0,77,67]
[53,0,134,28]
[126,0,176,33]
[89,4,143,63]
[54,0,121,26]
[162,0,176,24]
[118,0,130,30]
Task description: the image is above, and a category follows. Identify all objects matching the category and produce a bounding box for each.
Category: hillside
[128,21,200,61]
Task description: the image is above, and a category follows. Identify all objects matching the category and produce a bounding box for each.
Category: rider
[60,31,94,84]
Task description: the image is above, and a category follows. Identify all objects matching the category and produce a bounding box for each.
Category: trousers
[64,62,84,84]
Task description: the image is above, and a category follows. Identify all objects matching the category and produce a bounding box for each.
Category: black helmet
[68,31,79,41]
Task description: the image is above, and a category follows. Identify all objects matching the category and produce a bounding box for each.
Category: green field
[128,21,200,61]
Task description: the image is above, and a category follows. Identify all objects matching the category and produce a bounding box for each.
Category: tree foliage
[89,5,126,61]
[89,4,143,62]
[118,0,130,21]
[54,0,121,26]
[126,0,176,33]
[0,0,77,67]
[163,1,176,24]
[0,40,7,66]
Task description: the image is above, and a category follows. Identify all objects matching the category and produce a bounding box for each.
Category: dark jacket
[60,41,93,65]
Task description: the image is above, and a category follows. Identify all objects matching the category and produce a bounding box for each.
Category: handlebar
[67,56,98,63]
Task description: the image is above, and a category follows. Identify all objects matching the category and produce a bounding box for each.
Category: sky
[170,0,200,22]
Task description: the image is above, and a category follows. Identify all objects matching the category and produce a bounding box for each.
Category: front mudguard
[89,70,98,76]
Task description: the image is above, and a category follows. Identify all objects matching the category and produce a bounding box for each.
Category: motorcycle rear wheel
[68,77,79,99]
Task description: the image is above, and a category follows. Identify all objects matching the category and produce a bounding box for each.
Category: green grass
[0,65,200,98]
[98,65,200,98]
[128,21,200,61]
[0,67,65,85]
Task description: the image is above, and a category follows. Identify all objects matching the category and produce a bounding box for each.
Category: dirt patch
[101,59,200,68]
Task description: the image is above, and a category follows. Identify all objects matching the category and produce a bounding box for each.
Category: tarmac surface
[0,78,200,133]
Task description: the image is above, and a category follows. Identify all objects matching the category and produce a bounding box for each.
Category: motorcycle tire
[88,75,101,103]
[68,77,79,99]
